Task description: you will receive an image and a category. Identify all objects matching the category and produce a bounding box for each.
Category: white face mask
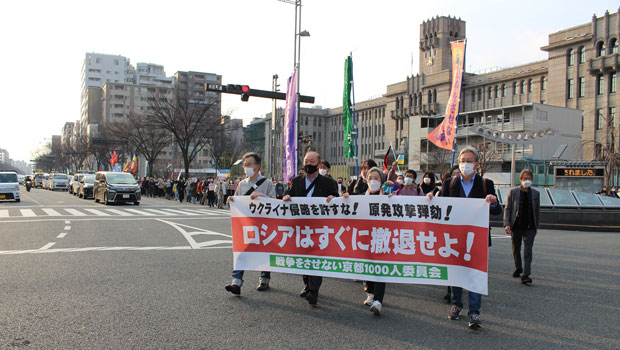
[319,169,328,176]
[396,179,404,185]
[368,180,381,192]
[459,162,476,176]
[522,180,532,188]
[405,177,414,186]
[244,167,255,178]
[423,177,432,185]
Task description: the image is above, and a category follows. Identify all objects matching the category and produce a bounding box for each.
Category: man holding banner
[225,152,276,295]
[282,151,339,306]
[427,146,501,330]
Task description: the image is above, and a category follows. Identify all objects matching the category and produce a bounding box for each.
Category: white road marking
[64,226,71,230]
[103,208,134,216]
[83,208,110,216]
[123,208,156,216]
[0,246,231,255]
[42,208,62,216]
[143,208,174,216]
[57,232,67,238]
[160,208,200,216]
[157,219,232,249]
[65,209,87,216]
[0,216,227,223]
[0,210,8,217]
[20,209,36,217]
[39,242,56,250]
[65,220,71,224]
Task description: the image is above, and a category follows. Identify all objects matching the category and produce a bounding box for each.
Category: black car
[78,174,96,199]
[93,172,141,205]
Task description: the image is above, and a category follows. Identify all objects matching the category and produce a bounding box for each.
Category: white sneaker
[370,300,382,315]
[363,293,374,306]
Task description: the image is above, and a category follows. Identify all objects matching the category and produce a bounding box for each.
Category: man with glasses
[427,146,501,330]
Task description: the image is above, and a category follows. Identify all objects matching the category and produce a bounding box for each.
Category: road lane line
[42,208,62,216]
[20,209,36,217]
[64,209,87,216]
[65,220,71,224]
[160,208,200,215]
[64,226,71,230]
[19,192,41,205]
[83,208,110,216]
[143,208,174,216]
[123,208,156,216]
[57,232,67,238]
[103,208,134,216]
[39,242,56,250]
[0,210,8,217]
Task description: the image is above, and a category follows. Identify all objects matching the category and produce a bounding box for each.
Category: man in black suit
[503,169,540,285]
[282,151,339,306]
[427,146,502,330]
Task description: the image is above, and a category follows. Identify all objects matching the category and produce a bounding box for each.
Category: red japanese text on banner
[229,195,490,295]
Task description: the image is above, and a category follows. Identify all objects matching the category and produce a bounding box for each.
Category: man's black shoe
[256,283,269,291]
[225,284,241,295]
[305,291,318,305]
[513,269,522,278]
[521,276,532,284]
[299,288,310,298]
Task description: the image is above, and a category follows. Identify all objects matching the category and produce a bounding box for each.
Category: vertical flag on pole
[129,153,138,173]
[283,69,298,182]
[343,56,355,158]
[427,40,467,150]
[110,149,118,168]
[383,145,392,171]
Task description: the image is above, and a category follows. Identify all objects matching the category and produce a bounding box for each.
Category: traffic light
[241,85,250,101]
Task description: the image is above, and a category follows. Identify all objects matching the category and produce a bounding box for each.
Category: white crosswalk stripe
[0,207,230,218]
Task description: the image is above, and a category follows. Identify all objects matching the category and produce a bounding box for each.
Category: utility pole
[269,74,280,179]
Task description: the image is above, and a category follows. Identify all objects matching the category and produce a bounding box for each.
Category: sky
[1,0,618,163]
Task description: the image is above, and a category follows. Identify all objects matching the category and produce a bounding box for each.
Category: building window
[395,98,399,109]
[494,85,499,98]
[611,38,619,54]
[471,90,476,103]
[611,72,617,93]
[596,41,606,57]
[596,109,604,130]
[579,46,586,64]
[413,94,417,106]
[488,87,492,99]
[578,77,585,98]
[528,79,533,93]
[567,79,574,99]
[597,75,604,95]
[501,84,506,97]
[512,82,517,95]
[610,107,616,127]
[541,76,547,90]
[520,80,525,94]
[433,89,437,103]
[428,91,432,104]
[477,88,482,101]
[567,49,574,66]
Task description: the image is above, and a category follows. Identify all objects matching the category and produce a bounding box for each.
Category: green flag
[343,56,354,158]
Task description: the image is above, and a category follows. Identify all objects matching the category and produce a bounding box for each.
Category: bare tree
[477,141,500,177]
[427,144,454,176]
[585,112,620,191]
[149,89,220,177]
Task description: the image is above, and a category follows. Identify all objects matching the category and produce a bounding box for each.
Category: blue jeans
[232,270,271,287]
[451,286,481,315]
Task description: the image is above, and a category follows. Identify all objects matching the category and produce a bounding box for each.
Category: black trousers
[364,281,385,303]
[302,275,322,292]
[512,228,536,276]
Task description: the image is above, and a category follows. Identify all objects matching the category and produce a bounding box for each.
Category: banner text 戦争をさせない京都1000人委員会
[230,195,489,295]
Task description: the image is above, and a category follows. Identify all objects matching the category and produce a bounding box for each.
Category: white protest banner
[230,195,489,294]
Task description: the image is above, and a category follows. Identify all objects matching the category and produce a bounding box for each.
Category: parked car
[33,173,43,188]
[93,172,141,205]
[42,174,50,189]
[0,171,20,202]
[71,173,89,195]
[78,174,96,199]
[49,173,70,191]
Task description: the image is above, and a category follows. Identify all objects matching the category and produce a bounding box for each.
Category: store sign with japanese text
[230,196,490,294]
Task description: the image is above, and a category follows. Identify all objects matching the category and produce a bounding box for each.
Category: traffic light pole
[205,83,314,103]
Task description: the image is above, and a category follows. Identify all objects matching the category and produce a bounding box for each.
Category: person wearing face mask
[396,169,423,196]
[336,177,346,196]
[348,159,377,195]
[282,151,339,306]
[503,169,540,285]
[420,171,439,195]
[225,152,276,295]
[318,160,333,179]
[342,167,388,315]
[426,146,501,330]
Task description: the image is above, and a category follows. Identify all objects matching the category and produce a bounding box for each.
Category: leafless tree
[427,144,454,176]
[477,141,501,177]
[149,89,220,177]
[584,112,620,191]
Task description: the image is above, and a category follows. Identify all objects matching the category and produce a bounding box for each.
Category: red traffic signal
[241,85,250,93]
[241,85,250,101]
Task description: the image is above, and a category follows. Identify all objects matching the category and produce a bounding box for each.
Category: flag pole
[389,142,400,172]
[451,39,467,166]
[350,52,360,178]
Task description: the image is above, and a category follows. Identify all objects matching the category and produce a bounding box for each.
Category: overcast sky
[1,0,617,163]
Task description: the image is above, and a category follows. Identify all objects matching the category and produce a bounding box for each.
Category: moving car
[78,174,96,199]
[49,173,70,191]
[93,172,141,205]
[0,171,20,202]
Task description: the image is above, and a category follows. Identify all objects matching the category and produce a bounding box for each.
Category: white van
[50,173,70,191]
[0,171,20,202]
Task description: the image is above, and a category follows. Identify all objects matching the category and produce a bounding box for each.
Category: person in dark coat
[347,159,377,195]
[282,151,339,306]
[427,146,502,330]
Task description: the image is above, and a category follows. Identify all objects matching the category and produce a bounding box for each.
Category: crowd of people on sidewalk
[222,146,541,331]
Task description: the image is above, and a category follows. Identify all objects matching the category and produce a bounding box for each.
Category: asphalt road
[1,186,618,349]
